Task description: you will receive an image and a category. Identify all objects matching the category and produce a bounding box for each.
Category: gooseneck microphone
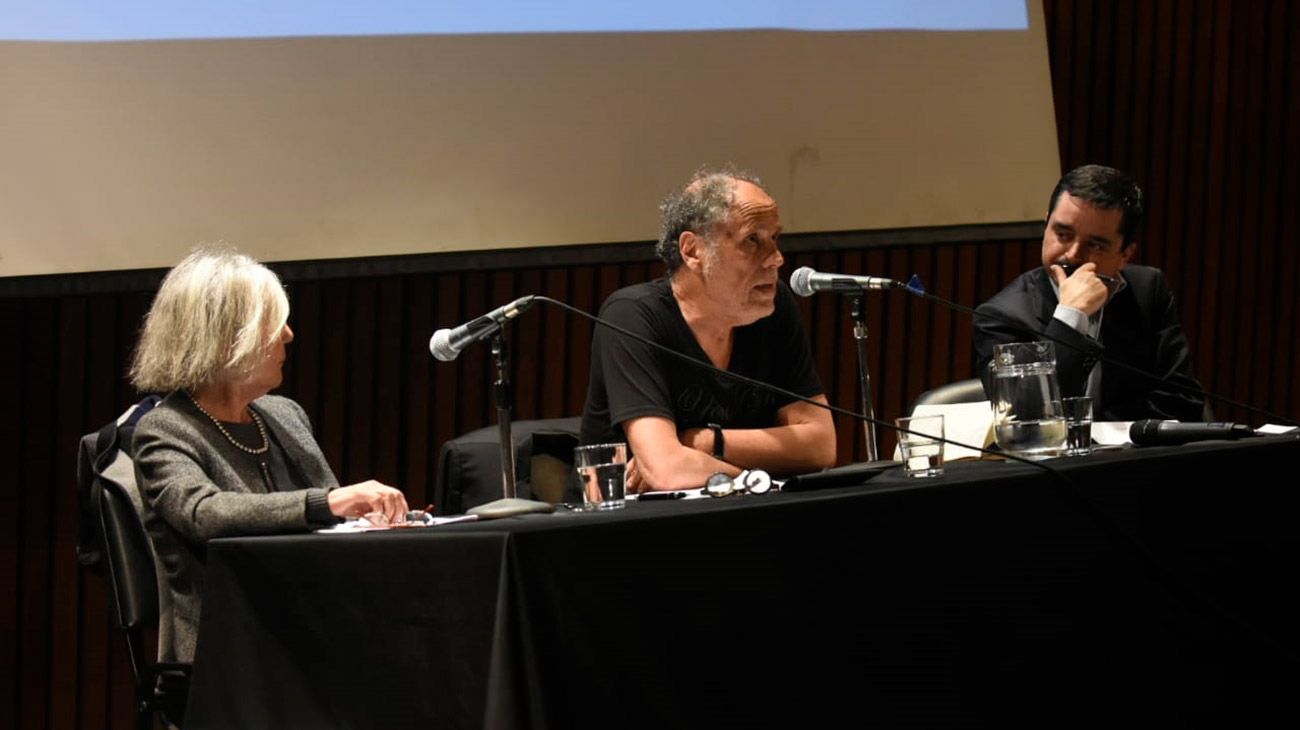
[1129,419,1257,446]
[789,266,901,297]
[429,295,537,362]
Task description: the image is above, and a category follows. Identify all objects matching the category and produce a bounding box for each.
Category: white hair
[130,246,289,393]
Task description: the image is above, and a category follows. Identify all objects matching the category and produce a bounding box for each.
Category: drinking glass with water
[896,414,945,477]
[1061,396,1093,455]
[574,442,628,510]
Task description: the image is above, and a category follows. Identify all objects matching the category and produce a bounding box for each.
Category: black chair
[78,407,190,730]
[435,417,582,515]
[911,378,988,411]
[96,476,190,729]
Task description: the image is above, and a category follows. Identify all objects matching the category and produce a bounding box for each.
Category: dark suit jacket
[973,264,1205,422]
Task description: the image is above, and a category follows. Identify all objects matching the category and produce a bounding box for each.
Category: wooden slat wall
[2,2,1298,727]
[1045,0,1300,423]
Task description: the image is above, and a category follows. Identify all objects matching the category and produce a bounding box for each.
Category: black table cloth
[185,436,1300,728]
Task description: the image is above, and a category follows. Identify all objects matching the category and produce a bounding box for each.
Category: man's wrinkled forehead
[735,198,779,228]
[727,180,780,230]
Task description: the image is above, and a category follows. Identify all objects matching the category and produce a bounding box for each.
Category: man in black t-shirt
[580,168,836,491]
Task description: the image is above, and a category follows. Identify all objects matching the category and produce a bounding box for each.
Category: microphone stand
[467,331,554,517]
[850,296,880,461]
[493,333,517,498]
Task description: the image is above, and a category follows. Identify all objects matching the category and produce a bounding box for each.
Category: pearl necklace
[185,392,270,455]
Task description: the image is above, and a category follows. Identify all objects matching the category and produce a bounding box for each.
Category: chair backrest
[76,396,159,575]
[77,397,190,729]
[435,417,582,514]
[98,474,161,632]
[912,378,988,411]
[76,397,163,637]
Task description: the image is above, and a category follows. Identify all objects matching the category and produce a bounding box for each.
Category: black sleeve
[595,296,679,428]
[770,289,825,405]
[973,291,1102,400]
[1140,271,1206,421]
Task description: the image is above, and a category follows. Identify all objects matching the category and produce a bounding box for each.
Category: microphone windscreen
[790,266,815,297]
[429,329,457,362]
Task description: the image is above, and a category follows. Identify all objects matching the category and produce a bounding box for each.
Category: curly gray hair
[130,246,289,393]
[656,166,764,273]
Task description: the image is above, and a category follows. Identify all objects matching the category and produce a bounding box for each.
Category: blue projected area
[1,1,1027,41]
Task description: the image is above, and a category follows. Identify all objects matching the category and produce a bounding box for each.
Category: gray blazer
[133,392,339,663]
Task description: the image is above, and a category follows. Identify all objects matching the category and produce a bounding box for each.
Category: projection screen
[0,1,1058,277]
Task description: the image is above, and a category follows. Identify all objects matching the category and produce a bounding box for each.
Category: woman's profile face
[243,322,294,396]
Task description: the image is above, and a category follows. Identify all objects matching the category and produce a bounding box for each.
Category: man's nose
[764,245,784,269]
[1061,241,1086,264]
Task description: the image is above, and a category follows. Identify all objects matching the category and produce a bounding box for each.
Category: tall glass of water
[574,442,628,510]
[990,341,1066,459]
[1061,396,1094,456]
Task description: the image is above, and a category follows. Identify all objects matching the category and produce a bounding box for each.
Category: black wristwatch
[707,422,725,460]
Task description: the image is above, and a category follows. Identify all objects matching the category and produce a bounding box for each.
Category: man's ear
[679,231,704,271]
[1119,241,1138,266]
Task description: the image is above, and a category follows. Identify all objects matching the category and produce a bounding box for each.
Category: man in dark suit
[973,164,1205,421]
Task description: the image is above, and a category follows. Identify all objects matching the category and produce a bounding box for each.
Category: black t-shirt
[579,277,825,447]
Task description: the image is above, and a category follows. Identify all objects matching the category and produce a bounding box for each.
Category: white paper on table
[314,514,479,534]
[1091,421,1135,446]
[1257,424,1299,435]
[897,401,994,462]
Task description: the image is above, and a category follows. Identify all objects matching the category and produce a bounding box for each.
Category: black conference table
[185,435,1300,729]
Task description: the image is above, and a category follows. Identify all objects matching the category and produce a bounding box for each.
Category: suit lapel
[1099,287,1140,351]
[1027,268,1058,329]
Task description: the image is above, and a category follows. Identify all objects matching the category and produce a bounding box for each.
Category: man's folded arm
[625,415,739,491]
[974,305,1100,399]
[682,396,836,474]
[626,396,836,491]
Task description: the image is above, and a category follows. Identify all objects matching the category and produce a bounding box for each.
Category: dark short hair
[1048,164,1145,246]
[656,166,763,272]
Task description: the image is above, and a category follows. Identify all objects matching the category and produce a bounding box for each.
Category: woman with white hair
[130,246,408,665]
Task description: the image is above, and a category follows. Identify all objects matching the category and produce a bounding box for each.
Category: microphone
[789,266,901,297]
[1129,419,1257,447]
[429,295,536,362]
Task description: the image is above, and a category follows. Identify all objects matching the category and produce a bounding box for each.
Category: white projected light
[2,1,1027,41]
[0,1,1057,277]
